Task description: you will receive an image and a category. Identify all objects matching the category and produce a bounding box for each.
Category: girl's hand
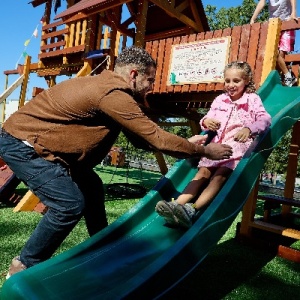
[234,128,251,143]
[188,134,207,145]
[203,118,221,131]
[288,13,297,21]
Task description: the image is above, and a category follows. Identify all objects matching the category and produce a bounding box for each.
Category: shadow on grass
[160,237,277,300]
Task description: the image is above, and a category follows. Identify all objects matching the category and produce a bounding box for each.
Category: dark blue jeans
[0,129,107,267]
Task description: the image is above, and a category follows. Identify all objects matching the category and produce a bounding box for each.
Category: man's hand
[188,134,207,145]
[203,143,233,160]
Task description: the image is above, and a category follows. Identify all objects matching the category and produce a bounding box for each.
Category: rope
[87,55,110,76]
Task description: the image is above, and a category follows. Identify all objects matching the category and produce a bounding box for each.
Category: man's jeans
[0,129,107,267]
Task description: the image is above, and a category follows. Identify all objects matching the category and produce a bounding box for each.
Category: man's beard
[132,90,146,104]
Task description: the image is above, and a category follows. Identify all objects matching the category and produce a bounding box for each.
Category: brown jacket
[4,70,203,168]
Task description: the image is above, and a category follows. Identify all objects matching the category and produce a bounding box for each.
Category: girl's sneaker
[155,200,179,227]
[173,203,196,229]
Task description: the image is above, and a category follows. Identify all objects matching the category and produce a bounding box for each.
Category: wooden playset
[1,0,300,262]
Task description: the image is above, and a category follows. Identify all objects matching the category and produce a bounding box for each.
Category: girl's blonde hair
[224,61,256,93]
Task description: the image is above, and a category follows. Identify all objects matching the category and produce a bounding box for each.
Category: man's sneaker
[6,256,27,279]
[283,72,297,87]
[173,203,196,229]
[155,200,179,226]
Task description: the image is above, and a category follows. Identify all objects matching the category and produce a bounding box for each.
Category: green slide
[1,71,300,299]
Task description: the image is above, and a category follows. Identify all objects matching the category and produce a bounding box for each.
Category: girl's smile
[224,68,249,101]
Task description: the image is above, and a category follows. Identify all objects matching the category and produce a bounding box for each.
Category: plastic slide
[1,71,300,299]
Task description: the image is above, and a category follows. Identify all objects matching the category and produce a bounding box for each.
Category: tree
[205,0,269,30]
[262,131,292,177]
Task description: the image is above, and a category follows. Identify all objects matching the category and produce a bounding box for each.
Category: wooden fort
[1,0,300,263]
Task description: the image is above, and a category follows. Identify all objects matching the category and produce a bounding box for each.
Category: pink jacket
[199,92,271,142]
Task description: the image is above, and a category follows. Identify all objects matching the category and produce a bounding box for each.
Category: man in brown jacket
[0,46,232,278]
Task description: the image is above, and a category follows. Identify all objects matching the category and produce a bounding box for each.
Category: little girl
[155,61,271,228]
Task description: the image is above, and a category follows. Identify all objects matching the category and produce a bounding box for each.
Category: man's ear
[130,69,138,81]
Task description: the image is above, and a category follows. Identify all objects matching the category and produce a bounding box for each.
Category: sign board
[168,37,231,85]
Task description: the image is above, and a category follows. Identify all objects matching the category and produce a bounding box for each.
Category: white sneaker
[173,203,196,228]
[283,72,297,87]
[155,200,179,227]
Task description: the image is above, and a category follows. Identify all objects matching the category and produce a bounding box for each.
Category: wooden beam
[239,180,260,237]
[282,121,300,216]
[29,0,47,8]
[40,40,66,51]
[251,220,300,240]
[260,18,281,85]
[278,245,300,263]
[76,61,92,77]
[38,44,85,59]
[154,152,168,175]
[0,75,24,104]
[150,0,201,32]
[176,0,189,13]
[135,0,149,47]
[13,190,40,212]
[42,19,65,30]
[18,56,31,109]
[189,0,205,32]
[145,26,190,41]
[105,9,135,38]
[41,28,69,40]
[60,0,134,22]
[285,53,300,63]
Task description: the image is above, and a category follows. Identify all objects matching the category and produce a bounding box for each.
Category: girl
[155,61,271,228]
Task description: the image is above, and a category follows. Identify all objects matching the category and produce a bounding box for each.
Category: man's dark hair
[115,46,156,74]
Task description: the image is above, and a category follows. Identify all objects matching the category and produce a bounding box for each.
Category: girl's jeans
[0,129,107,268]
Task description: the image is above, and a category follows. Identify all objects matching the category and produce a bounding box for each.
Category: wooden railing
[281,18,300,79]
[146,21,268,98]
[38,16,128,65]
[39,19,85,60]
[146,18,300,98]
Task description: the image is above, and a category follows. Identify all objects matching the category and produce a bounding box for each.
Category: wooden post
[13,190,41,213]
[76,60,93,77]
[260,18,281,85]
[135,0,149,47]
[239,180,260,237]
[18,55,31,109]
[38,0,52,69]
[155,152,168,175]
[0,75,9,125]
[282,121,300,216]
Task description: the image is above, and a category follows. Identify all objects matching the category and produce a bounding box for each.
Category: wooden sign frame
[168,37,231,85]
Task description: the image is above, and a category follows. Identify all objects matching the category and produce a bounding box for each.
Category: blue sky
[0,1,299,100]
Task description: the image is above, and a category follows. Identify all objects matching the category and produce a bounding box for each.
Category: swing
[104,141,147,199]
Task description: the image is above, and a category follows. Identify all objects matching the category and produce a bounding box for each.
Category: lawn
[0,165,299,299]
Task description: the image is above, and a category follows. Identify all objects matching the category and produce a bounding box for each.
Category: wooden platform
[0,159,21,206]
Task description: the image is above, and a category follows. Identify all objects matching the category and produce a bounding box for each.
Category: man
[0,46,232,278]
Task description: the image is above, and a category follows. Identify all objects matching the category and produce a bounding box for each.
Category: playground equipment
[4,0,209,175]
[1,1,300,297]
[0,55,33,205]
[1,70,300,299]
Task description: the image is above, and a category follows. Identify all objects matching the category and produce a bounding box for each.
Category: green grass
[0,165,299,299]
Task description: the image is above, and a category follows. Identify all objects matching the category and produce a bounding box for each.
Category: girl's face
[224,68,249,101]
